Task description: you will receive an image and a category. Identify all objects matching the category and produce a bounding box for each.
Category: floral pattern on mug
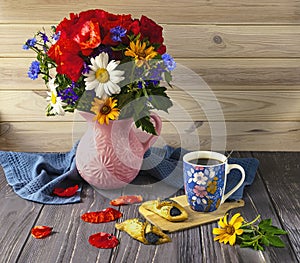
[193,185,208,198]
[183,162,226,212]
[193,172,208,185]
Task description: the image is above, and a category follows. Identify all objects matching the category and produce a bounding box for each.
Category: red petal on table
[81,207,122,223]
[31,226,53,239]
[53,185,79,197]
[109,195,143,206]
[88,232,119,249]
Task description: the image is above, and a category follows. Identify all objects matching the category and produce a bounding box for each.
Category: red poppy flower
[31,226,53,239]
[88,232,119,248]
[73,20,101,55]
[110,195,143,206]
[81,207,122,223]
[53,185,79,197]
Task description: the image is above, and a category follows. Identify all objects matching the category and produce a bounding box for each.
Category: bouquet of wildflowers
[23,9,176,134]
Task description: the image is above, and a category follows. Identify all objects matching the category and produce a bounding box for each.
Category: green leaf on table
[261,236,270,246]
[265,235,286,248]
[258,219,272,229]
[259,219,287,235]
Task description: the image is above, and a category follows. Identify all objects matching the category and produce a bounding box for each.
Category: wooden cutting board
[139,195,244,232]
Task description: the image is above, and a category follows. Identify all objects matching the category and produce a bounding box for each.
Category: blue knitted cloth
[0,144,259,204]
[0,143,82,204]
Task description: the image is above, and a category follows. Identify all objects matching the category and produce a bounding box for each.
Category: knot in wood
[213,35,223,44]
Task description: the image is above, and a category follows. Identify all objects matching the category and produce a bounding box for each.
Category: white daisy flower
[46,79,66,116]
[84,52,125,98]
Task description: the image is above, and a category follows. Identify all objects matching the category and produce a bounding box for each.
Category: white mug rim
[183,150,227,167]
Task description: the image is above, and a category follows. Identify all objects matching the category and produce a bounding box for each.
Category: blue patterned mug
[183,151,245,212]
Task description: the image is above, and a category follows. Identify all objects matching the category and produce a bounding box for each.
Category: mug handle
[222,164,245,202]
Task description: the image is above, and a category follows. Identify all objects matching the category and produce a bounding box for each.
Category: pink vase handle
[139,113,162,151]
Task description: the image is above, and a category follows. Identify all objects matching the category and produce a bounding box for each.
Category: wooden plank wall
[0,0,299,152]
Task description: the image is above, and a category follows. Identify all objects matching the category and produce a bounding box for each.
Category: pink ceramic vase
[75,111,162,189]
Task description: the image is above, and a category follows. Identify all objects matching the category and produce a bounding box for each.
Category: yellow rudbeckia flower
[213,213,244,246]
[124,39,158,67]
[91,97,120,125]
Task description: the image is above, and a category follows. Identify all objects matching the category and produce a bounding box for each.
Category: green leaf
[164,71,172,83]
[146,86,173,112]
[258,218,287,236]
[259,225,288,235]
[134,116,157,135]
[260,236,270,246]
[258,219,272,229]
[265,235,286,248]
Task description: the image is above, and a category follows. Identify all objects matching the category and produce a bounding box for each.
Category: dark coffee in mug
[189,158,223,165]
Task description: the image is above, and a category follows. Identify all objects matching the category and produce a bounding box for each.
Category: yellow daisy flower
[124,39,158,67]
[90,97,120,125]
[213,213,244,246]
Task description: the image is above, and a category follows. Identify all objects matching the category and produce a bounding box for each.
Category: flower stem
[242,215,261,228]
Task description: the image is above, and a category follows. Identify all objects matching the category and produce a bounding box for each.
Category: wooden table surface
[0,151,299,263]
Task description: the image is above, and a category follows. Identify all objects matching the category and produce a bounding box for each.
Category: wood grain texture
[1,58,300,91]
[3,24,300,58]
[1,121,300,152]
[1,90,299,122]
[252,152,300,262]
[0,0,300,24]
[0,167,43,263]
[16,183,117,263]
[217,152,298,263]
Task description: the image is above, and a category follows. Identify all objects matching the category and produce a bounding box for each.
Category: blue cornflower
[110,26,127,42]
[58,83,79,106]
[39,32,49,44]
[145,80,159,86]
[82,62,90,74]
[23,38,37,50]
[162,53,176,71]
[137,81,144,89]
[27,61,40,80]
[52,31,61,42]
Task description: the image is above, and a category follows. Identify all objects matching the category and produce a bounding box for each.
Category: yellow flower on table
[213,213,244,246]
[91,97,120,125]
